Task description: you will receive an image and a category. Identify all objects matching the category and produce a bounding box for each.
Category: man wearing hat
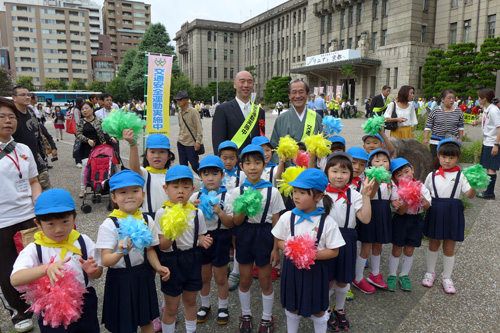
[175,90,204,174]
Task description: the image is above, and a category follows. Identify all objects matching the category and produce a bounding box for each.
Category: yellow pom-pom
[277,166,307,198]
[274,135,299,161]
[304,134,332,158]
[159,203,192,240]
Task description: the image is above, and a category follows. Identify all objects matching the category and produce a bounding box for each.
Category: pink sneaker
[422,272,436,288]
[367,273,388,289]
[441,277,456,294]
[352,278,375,294]
[153,318,162,332]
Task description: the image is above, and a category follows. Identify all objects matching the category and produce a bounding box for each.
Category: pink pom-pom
[18,265,87,329]
[284,234,318,270]
[397,178,423,214]
[294,151,309,168]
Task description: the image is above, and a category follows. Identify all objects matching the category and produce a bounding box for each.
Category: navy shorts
[160,249,202,297]
[235,222,274,267]
[200,229,231,267]
[392,213,423,248]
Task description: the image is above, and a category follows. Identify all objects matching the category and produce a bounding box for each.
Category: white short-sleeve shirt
[384,102,418,127]
[481,104,500,146]
[226,186,285,224]
[96,215,159,268]
[189,191,232,231]
[140,167,169,213]
[261,166,278,186]
[224,169,246,192]
[424,171,471,199]
[392,180,432,214]
[272,211,346,251]
[373,182,393,200]
[324,190,363,229]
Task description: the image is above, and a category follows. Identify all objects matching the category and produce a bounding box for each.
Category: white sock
[232,253,240,274]
[388,254,400,276]
[355,256,366,282]
[185,319,196,333]
[262,292,274,321]
[329,286,334,298]
[162,322,175,333]
[442,255,455,278]
[426,249,438,273]
[238,289,252,316]
[201,294,210,308]
[285,310,301,333]
[370,254,381,275]
[400,255,414,276]
[218,298,229,317]
[311,311,329,333]
[334,284,349,310]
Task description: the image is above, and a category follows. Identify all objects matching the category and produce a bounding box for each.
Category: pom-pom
[18,265,87,329]
[277,166,306,198]
[362,115,386,135]
[116,216,153,253]
[463,164,491,190]
[397,178,423,214]
[232,188,264,217]
[102,110,146,140]
[365,166,392,183]
[275,135,299,161]
[322,116,343,136]
[199,191,220,221]
[294,151,309,168]
[304,134,332,158]
[284,234,318,270]
[159,203,192,240]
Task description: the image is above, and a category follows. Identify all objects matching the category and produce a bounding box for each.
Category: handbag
[66,118,76,134]
[180,111,205,155]
[13,226,40,254]
[385,101,399,131]
[442,106,461,142]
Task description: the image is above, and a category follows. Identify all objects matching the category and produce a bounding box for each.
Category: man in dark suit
[370,85,391,116]
[211,71,265,153]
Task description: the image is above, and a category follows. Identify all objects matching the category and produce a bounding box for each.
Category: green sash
[231,102,259,148]
[373,97,390,113]
[301,109,317,141]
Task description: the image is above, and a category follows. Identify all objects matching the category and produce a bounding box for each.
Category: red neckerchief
[434,166,461,178]
[351,176,362,187]
[326,184,351,204]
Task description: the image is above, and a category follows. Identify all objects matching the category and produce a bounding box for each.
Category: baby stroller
[81,144,121,213]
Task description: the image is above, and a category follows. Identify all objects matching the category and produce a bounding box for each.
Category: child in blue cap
[226,144,285,332]
[387,158,431,292]
[218,140,246,191]
[96,170,169,333]
[251,136,278,185]
[272,168,345,333]
[362,133,395,157]
[123,130,175,217]
[346,147,369,192]
[11,188,102,332]
[155,165,213,333]
[189,156,234,325]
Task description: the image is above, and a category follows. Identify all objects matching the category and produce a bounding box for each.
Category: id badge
[15,179,29,192]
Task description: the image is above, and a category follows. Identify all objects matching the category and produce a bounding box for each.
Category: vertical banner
[327,86,334,102]
[336,85,342,100]
[314,87,319,95]
[146,55,173,136]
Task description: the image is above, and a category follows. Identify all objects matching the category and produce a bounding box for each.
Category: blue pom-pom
[198,190,220,221]
[322,116,343,136]
[116,216,153,253]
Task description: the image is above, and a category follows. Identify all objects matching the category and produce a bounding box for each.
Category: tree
[0,67,14,96]
[138,23,175,55]
[87,80,107,93]
[422,49,444,99]
[118,48,138,78]
[191,85,211,103]
[59,80,68,91]
[437,43,477,97]
[68,78,87,91]
[341,65,357,100]
[245,65,257,78]
[472,37,500,91]
[43,78,60,91]
[264,76,291,104]
[17,76,35,92]
[106,76,129,103]
[207,81,235,102]
[171,74,193,99]
[125,53,146,100]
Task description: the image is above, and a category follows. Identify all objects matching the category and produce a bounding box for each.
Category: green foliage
[17,76,35,92]
[59,80,68,91]
[87,80,106,93]
[264,76,291,104]
[43,78,60,91]
[437,43,478,97]
[106,76,129,103]
[341,65,357,78]
[245,65,257,77]
[68,78,87,91]
[472,37,500,91]
[171,74,193,100]
[422,49,444,99]
[118,48,138,78]
[207,81,236,102]
[138,23,175,55]
[459,140,483,163]
[125,53,146,100]
[0,67,14,96]
[415,113,428,131]
[191,85,211,103]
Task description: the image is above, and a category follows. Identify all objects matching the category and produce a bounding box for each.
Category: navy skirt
[200,228,231,267]
[102,263,159,333]
[356,199,392,244]
[424,198,465,242]
[160,248,203,297]
[392,213,424,247]
[235,223,274,267]
[480,145,500,171]
[328,228,357,283]
[281,258,329,318]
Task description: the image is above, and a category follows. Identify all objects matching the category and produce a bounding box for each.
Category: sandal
[197,306,211,323]
[217,308,229,325]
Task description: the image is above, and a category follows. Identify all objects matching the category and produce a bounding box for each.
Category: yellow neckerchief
[34,229,82,260]
[145,166,167,174]
[162,200,197,212]
[108,209,144,220]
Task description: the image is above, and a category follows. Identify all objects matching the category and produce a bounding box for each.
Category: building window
[293,33,296,48]
[488,15,496,38]
[321,44,325,53]
[224,67,227,78]
[282,37,284,51]
[386,68,390,86]
[277,39,280,52]
[293,11,296,25]
[230,33,234,43]
[464,20,471,43]
[451,0,459,7]
[423,0,429,12]
[357,3,362,24]
[348,38,353,49]
[373,32,378,52]
[230,68,234,79]
[421,25,426,42]
[214,66,217,78]
[394,67,398,88]
[303,30,306,45]
[230,49,234,62]
[349,7,354,26]
[271,41,274,54]
[286,14,289,27]
[224,32,228,43]
[298,9,301,23]
[382,0,389,17]
[321,15,326,35]
[303,8,306,21]
[328,13,333,32]
[373,0,378,19]
[341,9,346,29]
[341,40,345,49]
[382,29,387,46]
[207,48,211,61]
[214,32,217,42]
[418,66,423,89]
[214,49,217,60]
[277,18,281,31]
[450,22,457,44]
[224,49,228,60]
[465,0,473,3]
[298,32,301,46]
[208,67,211,78]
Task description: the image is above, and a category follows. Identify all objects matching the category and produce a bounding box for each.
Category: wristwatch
[494,143,500,147]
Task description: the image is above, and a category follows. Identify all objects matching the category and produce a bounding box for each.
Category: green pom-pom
[233,188,264,217]
[365,166,392,183]
[362,115,386,135]
[463,164,491,190]
[102,110,146,140]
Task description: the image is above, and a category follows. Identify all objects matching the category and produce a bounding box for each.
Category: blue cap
[251,136,272,147]
[327,152,353,164]
[218,140,238,153]
[165,165,193,182]
[146,134,170,149]
[346,147,369,161]
[390,157,411,173]
[437,138,461,152]
[239,144,265,160]
[289,168,329,192]
[328,135,346,145]
[199,155,224,170]
[35,188,75,215]
[362,134,384,144]
[368,148,391,161]
[109,170,146,191]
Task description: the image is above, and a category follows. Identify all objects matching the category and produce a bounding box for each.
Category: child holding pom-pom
[11,189,103,332]
[346,147,369,192]
[387,158,431,292]
[218,140,246,191]
[422,139,476,294]
[362,132,395,157]
[96,170,169,333]
[155,165,213,333]
[272,168,345,333]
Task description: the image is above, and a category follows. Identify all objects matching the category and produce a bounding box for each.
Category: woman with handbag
[384,85,418,139]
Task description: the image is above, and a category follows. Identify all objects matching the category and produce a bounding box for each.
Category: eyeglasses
[15,93,30,97]
[0,115,18,121]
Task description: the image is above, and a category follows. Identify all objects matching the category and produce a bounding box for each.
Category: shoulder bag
[181,111,205,155]
[385,101,399,131]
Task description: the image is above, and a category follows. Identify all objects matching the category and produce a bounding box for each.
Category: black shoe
[327,310,340,332]
[239,315,252,333]
[47,165,53,169]
[217,308,229,325]
[197,306,211,323]
[334,309,350,331]
[476,192,496,200]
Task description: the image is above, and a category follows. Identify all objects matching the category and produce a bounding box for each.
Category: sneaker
[327,310,340,331]
[14,319,33,332]
[239,315,253,333]
[153,318,162,332]
[422,272,436,288]
[441,277,456,294]
[197,306,211,323]
[271,268,281,281]
[399,275,412,291]
[76,163,82,168]
[352,278,375,294]
[228,273,240,291]
[334,309,350,331]
[217,308,229,325]
[367,273,388,289]
[346,288,354,300]
[386,275,397,292]
[253,266,259,278]
[258,317,275,333]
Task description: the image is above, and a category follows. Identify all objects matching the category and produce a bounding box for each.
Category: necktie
[291,207,325,224]
[243,104,250,118]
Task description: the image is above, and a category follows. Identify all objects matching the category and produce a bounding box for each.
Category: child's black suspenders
[110,213,149,267]
[240,186,272,224]
[197,191,227,230]
[289,213,327,245]
[171,213,199,251]
[432,170,461,199]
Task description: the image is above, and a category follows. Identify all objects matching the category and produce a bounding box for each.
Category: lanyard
[0,148,21,178]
